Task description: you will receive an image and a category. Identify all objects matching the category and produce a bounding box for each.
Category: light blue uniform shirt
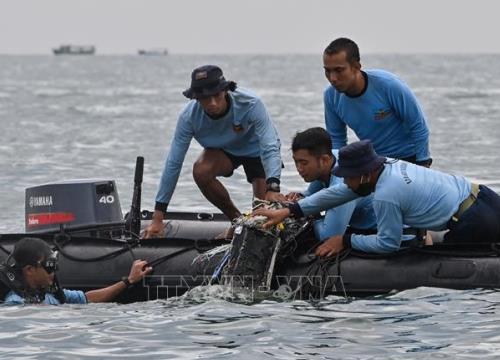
[156,88,282,206]
[297,160,471,253]
[4,289,87,305]
[302,151,376,241]
[324,69,430,161]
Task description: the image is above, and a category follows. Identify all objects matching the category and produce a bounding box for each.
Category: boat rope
[0,243,10,256]
[52,234,139,263]
[145,238,229,268]
[50,233,228,264]
[299,246,351,300]
[146,247,195,268]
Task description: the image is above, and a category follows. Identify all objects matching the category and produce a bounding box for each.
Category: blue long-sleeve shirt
[4,289,87,305]
[324,69,430,161]
[155,88,282,207]
[302,152,376,241]
[297,160,471,253]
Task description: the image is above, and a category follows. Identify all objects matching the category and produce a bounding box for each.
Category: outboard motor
[25,179,124,237]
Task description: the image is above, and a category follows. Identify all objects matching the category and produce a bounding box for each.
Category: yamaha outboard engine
[25,179,124,237]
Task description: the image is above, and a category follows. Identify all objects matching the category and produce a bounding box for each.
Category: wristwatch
[121,277,133,288]
[266,178,281,192]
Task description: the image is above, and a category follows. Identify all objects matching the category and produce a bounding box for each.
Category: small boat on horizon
[138,48,168,56]
[53,45,96,55]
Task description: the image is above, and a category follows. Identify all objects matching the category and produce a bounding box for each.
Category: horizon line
[2,51,500,56]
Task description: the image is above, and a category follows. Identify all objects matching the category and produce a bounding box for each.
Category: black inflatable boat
[2,158,500,302]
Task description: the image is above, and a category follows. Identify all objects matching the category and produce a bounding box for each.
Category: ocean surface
[1,54,500,358]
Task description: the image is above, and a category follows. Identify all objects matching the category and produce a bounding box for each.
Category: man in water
[144,65,284,238]
[255,140,500,256]
[323,37,432,167]
[287,127,376,255]
[1,237,152,305]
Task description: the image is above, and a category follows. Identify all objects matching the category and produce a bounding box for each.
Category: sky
[1,0,500,55]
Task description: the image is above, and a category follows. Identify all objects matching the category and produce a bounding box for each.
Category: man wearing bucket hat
[255,140,500,256]
[0,237,152,305]
[144,65,284,239]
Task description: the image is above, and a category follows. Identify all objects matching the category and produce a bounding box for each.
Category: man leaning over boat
[255,140,500,256]
[287,127,377,250]
[144,65,284,239]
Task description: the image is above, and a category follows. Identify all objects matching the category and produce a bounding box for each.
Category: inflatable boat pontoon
[2,158,500,302]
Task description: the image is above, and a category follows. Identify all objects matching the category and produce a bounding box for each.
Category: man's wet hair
[324,37,360,64]
[292,127,332,157]
[12,237,52,268]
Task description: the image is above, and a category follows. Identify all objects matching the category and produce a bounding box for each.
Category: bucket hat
[333,140,386,177]
[183,65,236,99]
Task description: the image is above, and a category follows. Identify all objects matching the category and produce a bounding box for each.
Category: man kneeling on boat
[255,140,500,256]
[144,65,284,239]
[0,238,152,305]
[287,127,377,248]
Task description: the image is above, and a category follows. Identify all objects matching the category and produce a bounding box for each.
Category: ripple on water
[2,55,500,358]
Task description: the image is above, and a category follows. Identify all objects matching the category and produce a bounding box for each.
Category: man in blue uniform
[287,127,376,249]
[1,237,152,305]
[144,65,283,238]
[255,140,500,256]
[323,37,432,167]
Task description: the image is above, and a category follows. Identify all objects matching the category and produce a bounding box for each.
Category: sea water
[1,54,500,358]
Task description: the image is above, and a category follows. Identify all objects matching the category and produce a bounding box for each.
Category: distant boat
[53,45,95,55]
[138,48,168,56]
